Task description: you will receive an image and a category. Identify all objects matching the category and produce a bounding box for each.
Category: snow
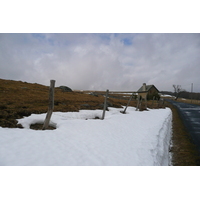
[160,94,174,98]
[0,107,172,166]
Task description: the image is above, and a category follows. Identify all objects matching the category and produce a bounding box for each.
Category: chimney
[142,83,146,91]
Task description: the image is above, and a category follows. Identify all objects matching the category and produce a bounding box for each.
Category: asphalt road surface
[167,99,200,153]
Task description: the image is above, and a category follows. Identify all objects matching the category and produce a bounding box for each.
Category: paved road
[167,99,200,153]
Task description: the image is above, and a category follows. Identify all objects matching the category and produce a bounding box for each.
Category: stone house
[137,83,159,100]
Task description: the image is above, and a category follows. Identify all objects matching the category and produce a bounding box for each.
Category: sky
[0,33,200,92]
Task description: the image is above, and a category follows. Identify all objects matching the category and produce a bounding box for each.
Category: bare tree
[173,85,182,100]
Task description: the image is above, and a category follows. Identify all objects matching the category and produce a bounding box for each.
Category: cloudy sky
[0,33,200,92]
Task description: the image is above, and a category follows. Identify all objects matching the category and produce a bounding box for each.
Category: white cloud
[0,33,200,92]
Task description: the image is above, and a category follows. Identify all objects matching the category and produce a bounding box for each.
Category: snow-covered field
[160,94,175,98]
[0,107,172,166]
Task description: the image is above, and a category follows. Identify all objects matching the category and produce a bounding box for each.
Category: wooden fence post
[136,96,140,111]
[42,80,55,130]
[102,89,109,120]
[157,98,160,108]
[121,92,135,114]
[162,99,165,106]
[152,96,155,108]
[139,98,143,111]
[145,97,147,110]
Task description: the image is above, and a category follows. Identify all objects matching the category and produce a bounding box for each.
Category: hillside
[0,79,167,128]
[0,79,136,128]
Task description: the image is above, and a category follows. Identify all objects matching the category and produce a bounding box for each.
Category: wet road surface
[167,99,200,153]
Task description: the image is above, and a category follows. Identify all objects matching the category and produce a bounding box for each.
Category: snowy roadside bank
[0,107,172,166]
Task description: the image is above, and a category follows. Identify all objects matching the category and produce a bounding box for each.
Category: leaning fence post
[102,89,109,120]
[42,80,55,130]
[121,92,134,114]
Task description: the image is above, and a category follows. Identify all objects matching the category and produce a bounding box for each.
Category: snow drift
[0,107,172,166]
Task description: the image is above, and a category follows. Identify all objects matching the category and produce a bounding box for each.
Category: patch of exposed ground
[30,123,56,130]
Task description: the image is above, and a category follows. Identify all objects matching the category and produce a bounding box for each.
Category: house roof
[137,85,159,93]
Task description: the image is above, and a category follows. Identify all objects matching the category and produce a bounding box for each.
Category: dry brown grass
[0,79,103,127]
[166,102,200,165]
[0,79,166,128]
[177,98,200,105]
[163,96,200,105]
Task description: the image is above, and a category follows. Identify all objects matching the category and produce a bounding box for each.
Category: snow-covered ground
[0,107,172,166]
[160,94,175,98]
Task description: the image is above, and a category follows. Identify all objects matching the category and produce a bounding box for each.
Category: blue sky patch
[122,38,132,45]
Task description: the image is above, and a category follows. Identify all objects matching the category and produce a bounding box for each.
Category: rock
[59,86,73,92]
[98,102,113,108]
[107,102,113,107]
[89,92,98,97]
